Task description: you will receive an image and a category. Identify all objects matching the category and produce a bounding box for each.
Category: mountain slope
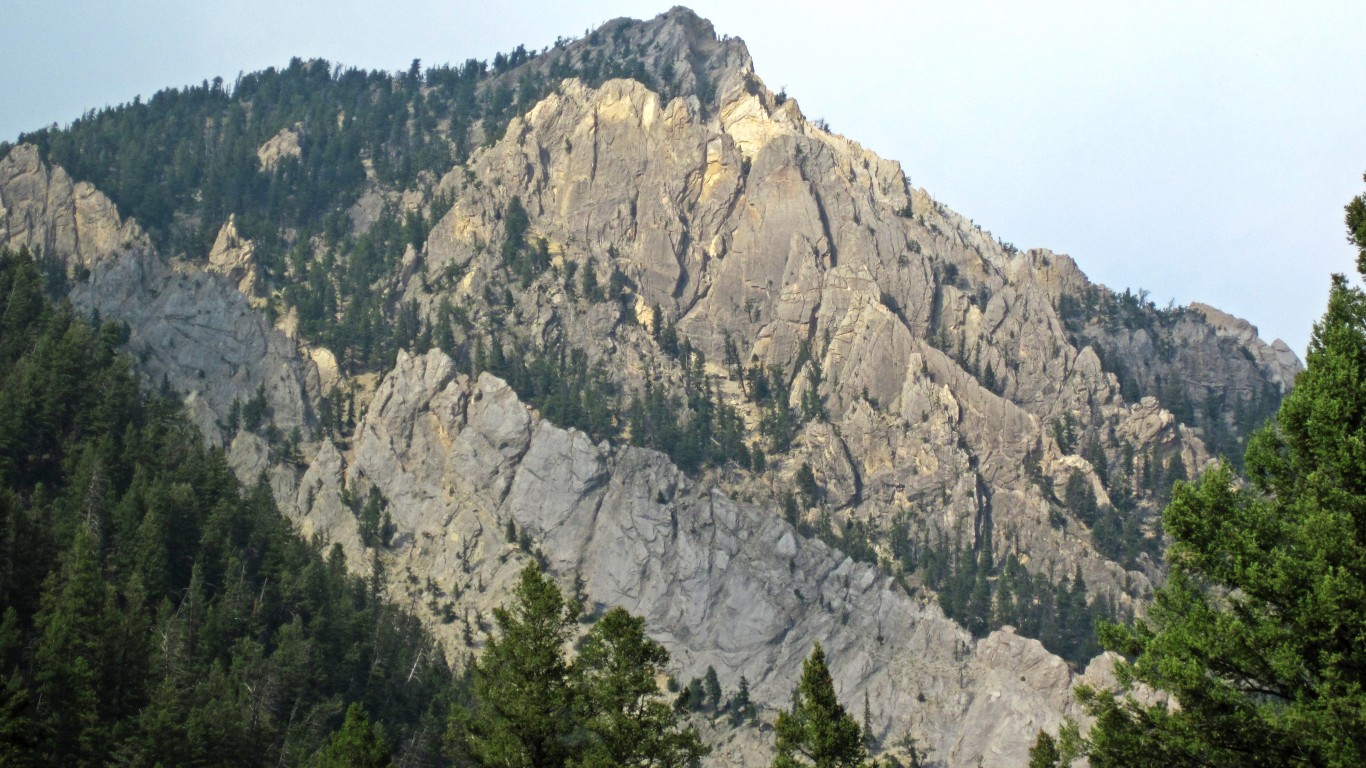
[0,251,459,767]
[0,7,1300,766]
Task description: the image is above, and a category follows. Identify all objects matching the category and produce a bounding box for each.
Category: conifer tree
[703,665,723,711]
[772,643,868,768]
[730,674,755,725]
[31,527,112,764]
[1029,731,1061,768]
[861,690,876,750]
[574,607,707,767]
[313,703,392,768]
[463,564,578,767]
[1080,178,1366,767]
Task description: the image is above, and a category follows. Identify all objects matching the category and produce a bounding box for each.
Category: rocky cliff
[0,7,1300,766]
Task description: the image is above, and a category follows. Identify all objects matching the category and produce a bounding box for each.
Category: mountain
[0,7,1299,765]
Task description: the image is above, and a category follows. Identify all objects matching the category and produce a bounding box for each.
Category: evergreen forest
[0,248,707,766]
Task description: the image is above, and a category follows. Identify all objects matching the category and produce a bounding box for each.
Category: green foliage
[574,607,707,767]
[355,486,395,549]
[16,43,708,385]
[1057,282,1284,468]
[1028,722,1083,768]
[312,704,392,768]
[729,674,756,726]
[795,463,821,508]
[1029,731,1062,768]
[909,523,1109,668]
[286,202,445,374]
[627,342,751,474]
[462,564,579,767]
[581,256,605,303]
[772,643,869,768]
[241,382,271,432]
[1059,458,1162,569]
[702,665,723,711]
[0,249,457,766]
[892,496,1108,666]
[1064,470,1098,525]
[799,365,824,423]
[478,339,621,445]
[499,196,551,286]
[451,564,705,768]
[23,60,461,257]
[1081,183,1366,767]
[1051,414,1079,454]
[1350,172,1366,274]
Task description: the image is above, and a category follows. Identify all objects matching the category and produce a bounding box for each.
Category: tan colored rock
[256,126,302,171]
[1191,301,1303,389]
[0,143,147,269]
[310,346,343,393]
[208,215,262,299]
[0,12,1309,764]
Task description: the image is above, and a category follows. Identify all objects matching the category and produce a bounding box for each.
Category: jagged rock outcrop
[0,143,145,271]
[257,126,302,171]
[484,7,754,119]
[1190,301,1302,390]
[0,147,319,444]
[416,57,1140,610]
[301,349,1090,767]
[207,215,264,299]
[406,8,1302,620]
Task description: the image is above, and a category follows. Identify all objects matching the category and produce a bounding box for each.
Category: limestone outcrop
[257,126,302,171]
[300,349,1091,767]
[0,143,145,271]
[207,215,263,300]
[0,147,320,444]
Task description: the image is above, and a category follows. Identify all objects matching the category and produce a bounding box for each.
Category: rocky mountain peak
[488,5,755,116]
[1189,301,1301,390]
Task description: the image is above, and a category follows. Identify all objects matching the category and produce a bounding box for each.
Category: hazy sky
[4,1,1364,356]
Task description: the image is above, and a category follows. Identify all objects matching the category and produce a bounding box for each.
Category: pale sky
[4,1,1364,356]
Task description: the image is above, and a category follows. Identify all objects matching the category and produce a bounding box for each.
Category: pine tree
[574,607,707,767]
[703,665,723,711]
[313,703,392,768]
[1080,179,1366,767]
[1029,732,1062,768]
[861,690,876,750]
[772,643,868,768]
[462,564,578,768]
[31,527,112,765]
[0,608,33,763]
[730,674,756,725]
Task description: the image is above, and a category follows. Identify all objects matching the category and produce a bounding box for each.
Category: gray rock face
[1189,301,1302,390]
[413,48,1292,609]
[0,146,320,444]
[72,250,320,445]
[328,350,1089,767]
[482,7,754,120]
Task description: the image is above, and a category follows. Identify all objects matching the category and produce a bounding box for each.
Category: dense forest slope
[0,7,1299,766]
[0,250,459,766]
